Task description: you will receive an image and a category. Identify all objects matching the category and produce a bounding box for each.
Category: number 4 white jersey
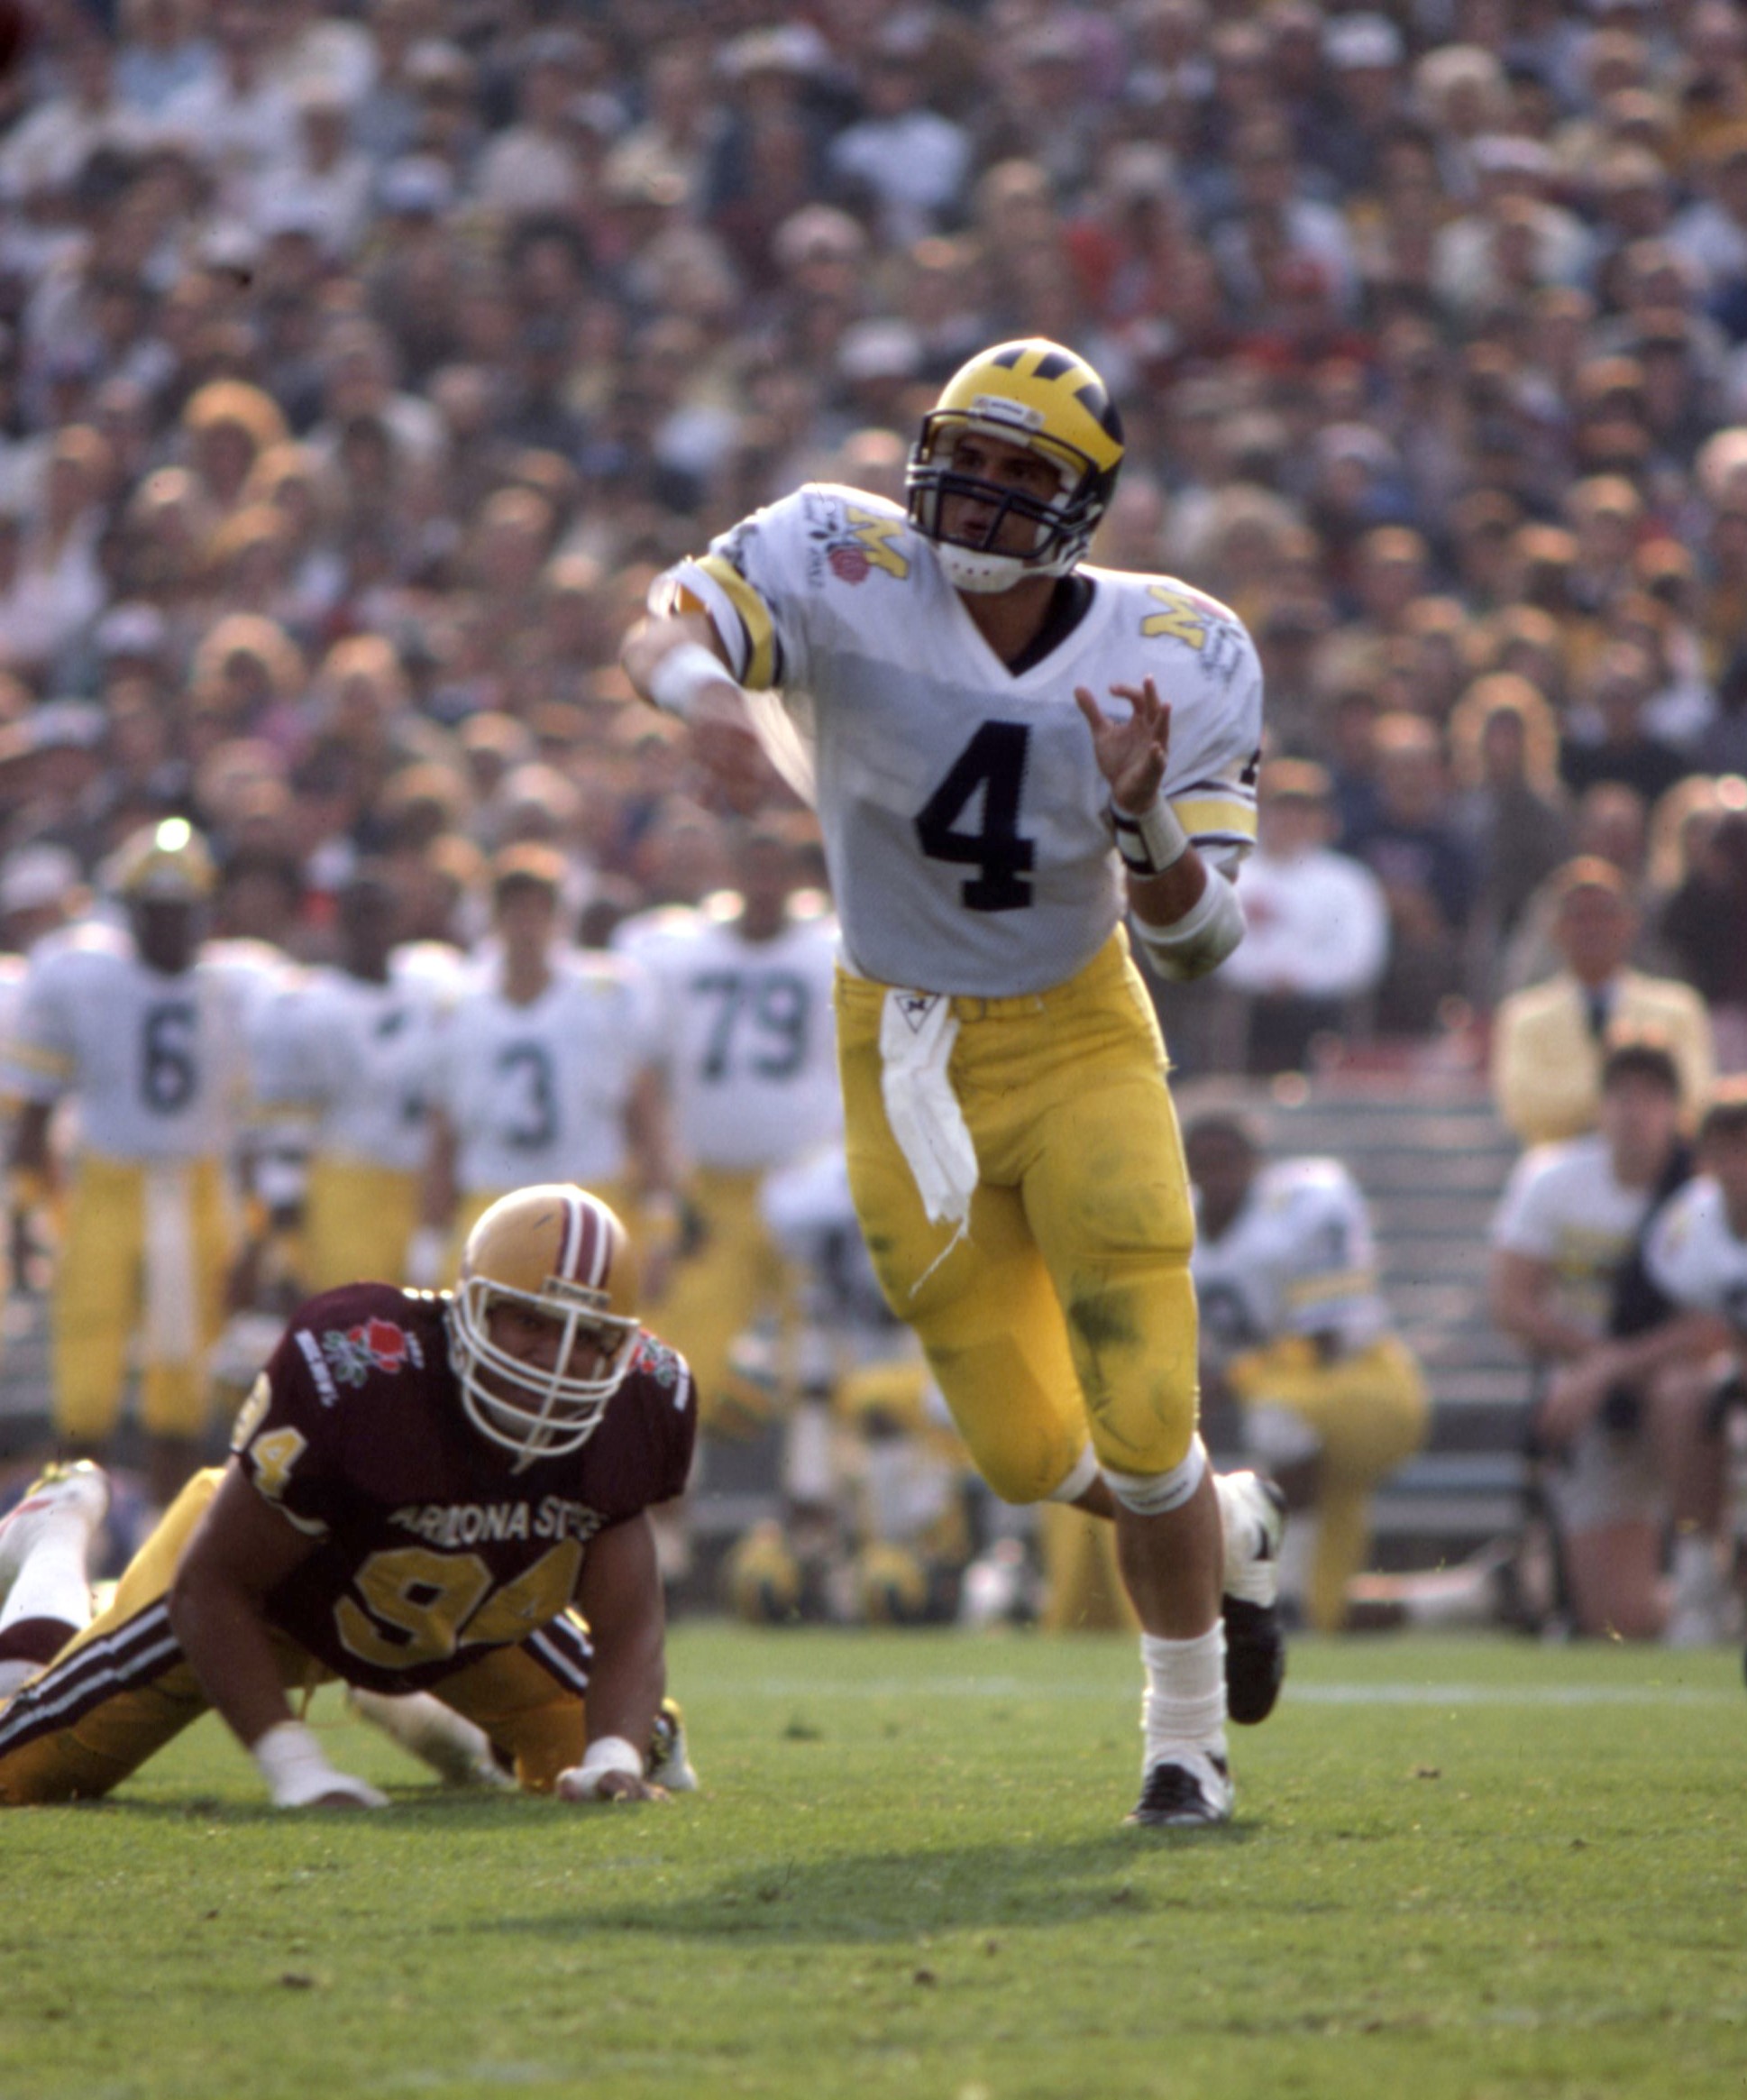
[1644,1177,1747,1331]
[663,484,1262,998]
[1,922,259,1160]
[614,899,843,1173]
[1191,1157,1391,1367]
[425,949,663,1195]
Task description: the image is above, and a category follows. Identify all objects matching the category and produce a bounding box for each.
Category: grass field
[2,1628,1743,2100]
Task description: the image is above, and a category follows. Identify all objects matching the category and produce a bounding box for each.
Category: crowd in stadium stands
[3,0,1747,1631]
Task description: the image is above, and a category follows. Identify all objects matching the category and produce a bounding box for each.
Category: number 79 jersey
[612,900,843,1171]
[1,922,261,1160]
[663,484,1263,998]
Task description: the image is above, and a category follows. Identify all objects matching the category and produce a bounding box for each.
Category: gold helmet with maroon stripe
[449,1185,642,1467]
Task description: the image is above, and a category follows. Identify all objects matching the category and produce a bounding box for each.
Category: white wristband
[252,1719,389,1809]
[648,641,736,720]
[1110,795,1190,877]
[558,1735,645,1799]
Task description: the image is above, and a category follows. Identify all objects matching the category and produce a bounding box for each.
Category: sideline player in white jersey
[1183,1112,1428,1634]
[1643,1081,1747,1631]
[417,846,677,1272]
[1491,1041,1733,1642]
[1,821,270,1507]
[614,821,842,1430]
[624,336,1280,1827]
[250,864,458,1294]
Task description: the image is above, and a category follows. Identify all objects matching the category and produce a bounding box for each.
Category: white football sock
[0,1527,96,1639]
[1139,1626,1228,1771]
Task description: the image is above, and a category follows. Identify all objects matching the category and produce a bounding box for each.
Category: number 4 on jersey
[915,721,1035,912]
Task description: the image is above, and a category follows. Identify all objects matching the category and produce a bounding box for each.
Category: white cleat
[345,1688,516,1790]
[647,1696,699,1793]
[0,1461,111,1611]
[1126,1749,1234,1828]
[1215,1470,1287,1725]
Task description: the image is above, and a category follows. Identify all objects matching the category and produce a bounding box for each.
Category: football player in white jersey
[250,864,458,1294]
[614,821,843,1430]
[1,821,265,1507]
[417,846,677,1271]
[1491,1041,1733,1641]
[1642,1082,1747,1636]
[623,337,1278,1827]
[1182,1111,1428,1634]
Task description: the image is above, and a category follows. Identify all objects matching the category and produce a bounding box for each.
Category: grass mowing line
[736,1673,1742,1705]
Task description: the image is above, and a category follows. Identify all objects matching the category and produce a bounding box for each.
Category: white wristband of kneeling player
[648,641,736,720]
[252,1719,387,1809]
[1109,794,1190,878]
[561,1735,645,1799]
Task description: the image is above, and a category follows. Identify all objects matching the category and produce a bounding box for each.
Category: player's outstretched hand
[306,1778,392,1810]
[1075,677,1171,814]
[555,1765,671,1804]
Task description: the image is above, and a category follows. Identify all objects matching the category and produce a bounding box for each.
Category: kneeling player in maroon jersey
[0,1187,697,1808]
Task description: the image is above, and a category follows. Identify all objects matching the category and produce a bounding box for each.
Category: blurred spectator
[1492,857,1715,1146]
[1217,759,1389,1075]
[1559,639,1692,803]
[1448,672,1575,992]
[1659,794,1747,1068]
[1347,712,1477,1037]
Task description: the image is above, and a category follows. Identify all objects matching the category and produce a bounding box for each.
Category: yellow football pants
[53,1153,234,1442]
[0,1469,591,1803]
[836,932,1200,1504]
[1227,1334,1431,1632]
[302,1158,422,1293]
[652,1167,793,1430]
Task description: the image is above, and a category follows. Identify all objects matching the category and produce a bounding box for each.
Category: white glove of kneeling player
[555,1735,667,1803]
[252,1719,389,1809]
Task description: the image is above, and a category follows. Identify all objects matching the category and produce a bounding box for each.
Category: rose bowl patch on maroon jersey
[320,1316,425,1389]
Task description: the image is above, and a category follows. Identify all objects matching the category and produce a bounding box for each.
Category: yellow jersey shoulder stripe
[692,555,779,690]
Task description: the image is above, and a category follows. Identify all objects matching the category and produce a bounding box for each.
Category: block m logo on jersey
[820,506,910,583]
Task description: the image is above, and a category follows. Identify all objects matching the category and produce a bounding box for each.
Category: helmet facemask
[449,1272,640,1471]
[907,413,1106,593]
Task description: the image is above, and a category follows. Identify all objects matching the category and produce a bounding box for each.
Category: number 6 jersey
[662,484,1263,997]
[2,921,267,1160]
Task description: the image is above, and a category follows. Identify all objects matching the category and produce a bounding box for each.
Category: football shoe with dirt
[1125,1749,1234,1828]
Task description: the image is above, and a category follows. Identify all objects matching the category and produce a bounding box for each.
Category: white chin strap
[935,541,1067,594]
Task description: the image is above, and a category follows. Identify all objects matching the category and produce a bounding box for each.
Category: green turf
[2,1628,1743,2100]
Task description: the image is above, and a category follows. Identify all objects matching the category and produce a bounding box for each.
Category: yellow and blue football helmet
[905,338,1125,593]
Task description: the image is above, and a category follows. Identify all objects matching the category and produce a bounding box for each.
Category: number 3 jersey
[1,921,265,1160]
[663,484,1263,998]
[425,950,663,1196]
[232,1283,695,1693]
